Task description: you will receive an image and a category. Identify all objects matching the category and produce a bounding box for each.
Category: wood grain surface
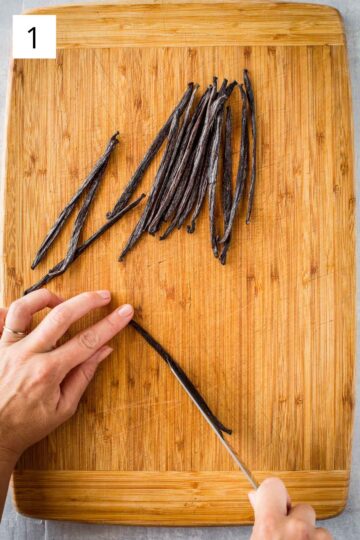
[3,1,355,525]
[12,470,349,525]
[28,2,345,47]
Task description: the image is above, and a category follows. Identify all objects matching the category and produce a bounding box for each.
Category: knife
[168,363,259,490]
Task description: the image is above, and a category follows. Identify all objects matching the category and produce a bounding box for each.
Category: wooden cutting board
[3,1,355,525]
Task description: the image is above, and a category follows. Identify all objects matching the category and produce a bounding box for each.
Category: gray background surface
[0,0,359,538]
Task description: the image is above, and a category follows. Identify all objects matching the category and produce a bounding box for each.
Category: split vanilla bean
[24,194,145,294]
[31,131,119,269]
[130,319,232,437]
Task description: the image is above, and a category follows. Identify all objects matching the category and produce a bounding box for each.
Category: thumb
[58,345,113,418]
[250,477,289,520]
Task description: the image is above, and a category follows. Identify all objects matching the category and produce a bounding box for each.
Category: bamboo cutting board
[3,1,355,525]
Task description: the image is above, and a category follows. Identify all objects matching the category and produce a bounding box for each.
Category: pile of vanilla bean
[25,71,256,295]
[114,70,256,264]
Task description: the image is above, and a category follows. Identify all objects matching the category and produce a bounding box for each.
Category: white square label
[13,15,56,59]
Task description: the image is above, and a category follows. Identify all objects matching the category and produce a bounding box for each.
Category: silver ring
[2,325,27,338]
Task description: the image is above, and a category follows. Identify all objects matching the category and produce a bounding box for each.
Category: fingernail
[248,491,256,508]
[97,290,111,300]
[118,304,134,318]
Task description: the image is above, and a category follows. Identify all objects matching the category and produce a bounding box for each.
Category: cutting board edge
[21,2,345,47]
[23,0,344,13]
[12,469,350,525]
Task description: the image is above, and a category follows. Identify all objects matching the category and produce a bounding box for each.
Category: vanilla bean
[119,112,180,261]
[162,151,195,223]
[224,80,238,98]
[130,319,232,436]
[218,78,228,96]
[176,172,200,230]
[219,84,248,245]
[31,132,119,269]
[220,106,233,265]
[244,70,256,224]
[106,84,194,220]
[208,109,224,258]
[186,128,214,234]
[24,194,145,295]
[212,76,218,94]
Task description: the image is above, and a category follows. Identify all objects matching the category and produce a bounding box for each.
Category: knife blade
[169,363,259,490]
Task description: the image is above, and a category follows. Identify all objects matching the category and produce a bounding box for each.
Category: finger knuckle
[104,315,118,332]
[78,330,100,350]
[34,364,52,383]
[37,288,52,301]
[49,304,70,325]
[287,518,311,539]
[297,504,316,520]
[8,299,28,320]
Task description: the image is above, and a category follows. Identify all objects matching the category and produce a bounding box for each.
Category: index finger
[26,290,112,352]
[250,477,289,520]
